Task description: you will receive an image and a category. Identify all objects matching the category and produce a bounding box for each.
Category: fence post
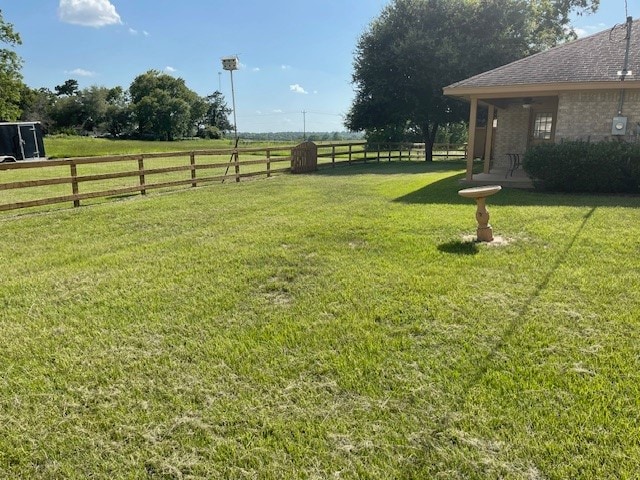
[388,146,391,162]
[190,152,197,187]
[377,144,381,162]
[348,144,352,164]
[266,150,271,178]
[446,143,450,159]
[331,145,336,167]
[70,162,80,207]
[399,144,403,161]
[234,150,240,183]
[138,156,146,195]
[363,145,367,163]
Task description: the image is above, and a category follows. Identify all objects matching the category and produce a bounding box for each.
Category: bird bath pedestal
[458,185,502,242]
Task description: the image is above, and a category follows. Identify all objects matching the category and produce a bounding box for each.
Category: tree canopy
[346,0,599,160]
[16,70,233,139]
[0,9,24,121]
[54,79,80,97]
[130,70,208,140]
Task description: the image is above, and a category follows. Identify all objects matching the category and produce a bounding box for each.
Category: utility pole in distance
[302,110,307,140]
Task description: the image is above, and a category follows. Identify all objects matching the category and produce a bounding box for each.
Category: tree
[130,70,203,140]
[198,91,233,136]
[346,0,599,161]
[19,86,55,130]
[55,79,79,97]
[103,86,133,137]
[0,9,24,121]
[49,95,84,132]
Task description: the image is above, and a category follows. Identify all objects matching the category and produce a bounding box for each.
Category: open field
[1,161,639,478]
[43,136,282,159]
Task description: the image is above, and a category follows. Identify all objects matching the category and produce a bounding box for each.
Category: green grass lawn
[1,161,639,478]
[43,135,287,159]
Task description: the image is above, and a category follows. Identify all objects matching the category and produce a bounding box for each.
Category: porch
[459,166,534,189]
[461,94,558,189]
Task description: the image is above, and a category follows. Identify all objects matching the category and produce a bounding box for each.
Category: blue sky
[4,0,639,132]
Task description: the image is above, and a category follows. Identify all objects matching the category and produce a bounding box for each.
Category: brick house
[443,18,640,187]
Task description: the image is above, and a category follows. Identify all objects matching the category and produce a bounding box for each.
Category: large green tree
[197,91,233,138]
[20,86,55,129]
[346,0,598,160]
[130,70,204,140]
[103,86,133,137]
[0,9,24,121]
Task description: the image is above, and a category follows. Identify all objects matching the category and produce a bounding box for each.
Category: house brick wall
[555,90,640,142]
[493,105,529,169]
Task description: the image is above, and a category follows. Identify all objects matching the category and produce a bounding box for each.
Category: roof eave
[443,81,640,100]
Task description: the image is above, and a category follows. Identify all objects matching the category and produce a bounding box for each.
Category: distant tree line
[238,131,365,142]
[17,71,234,140]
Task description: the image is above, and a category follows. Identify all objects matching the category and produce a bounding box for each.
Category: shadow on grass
[437,240,479,255]
[393,171,640,208]
[458,206,596,393]
[313,159,465,176]
[403,207,598,475]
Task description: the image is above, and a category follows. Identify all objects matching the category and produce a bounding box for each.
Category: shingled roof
[445,18,640,93]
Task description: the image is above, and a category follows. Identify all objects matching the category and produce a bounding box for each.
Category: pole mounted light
[221,56,239,142]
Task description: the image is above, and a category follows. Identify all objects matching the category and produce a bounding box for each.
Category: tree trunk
[422,122,439,162]
[425,138,434,162]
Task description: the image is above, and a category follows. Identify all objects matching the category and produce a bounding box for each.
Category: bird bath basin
[458,185,502,242]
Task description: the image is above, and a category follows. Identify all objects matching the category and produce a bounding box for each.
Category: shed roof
[445,18,640,95]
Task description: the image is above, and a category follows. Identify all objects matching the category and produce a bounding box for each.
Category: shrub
[197,126,222,139]
[523,140,640,193]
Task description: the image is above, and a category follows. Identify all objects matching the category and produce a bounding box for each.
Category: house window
[533,112,554,140]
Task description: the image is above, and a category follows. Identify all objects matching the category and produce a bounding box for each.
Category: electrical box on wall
[612,116,628,135]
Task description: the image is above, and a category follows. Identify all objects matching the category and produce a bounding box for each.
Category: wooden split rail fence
[0,142,466,213]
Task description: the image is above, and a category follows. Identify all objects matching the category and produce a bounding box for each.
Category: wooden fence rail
[0,142,466,213]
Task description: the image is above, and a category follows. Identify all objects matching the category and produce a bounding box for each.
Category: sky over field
[4,0,640,132]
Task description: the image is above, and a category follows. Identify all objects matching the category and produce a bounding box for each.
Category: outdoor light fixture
[522,97,533,109]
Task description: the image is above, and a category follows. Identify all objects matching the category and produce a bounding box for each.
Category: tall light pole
[302,110,306,140]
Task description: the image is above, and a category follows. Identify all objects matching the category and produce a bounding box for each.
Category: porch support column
[466,97,478,181]
[483,105,495,174]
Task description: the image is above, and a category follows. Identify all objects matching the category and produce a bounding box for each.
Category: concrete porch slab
[460,169,534,189]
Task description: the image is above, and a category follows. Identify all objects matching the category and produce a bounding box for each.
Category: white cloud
[165,66,177,73]
[273,109,283,113]
[572,23,606,38]
[129,26,150,37]
[252,67,261,72]
[313,90,318,94]
[58,0,122,27]
[65,68,96,77]
[289,84,308,94]
[281,65,291,70]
